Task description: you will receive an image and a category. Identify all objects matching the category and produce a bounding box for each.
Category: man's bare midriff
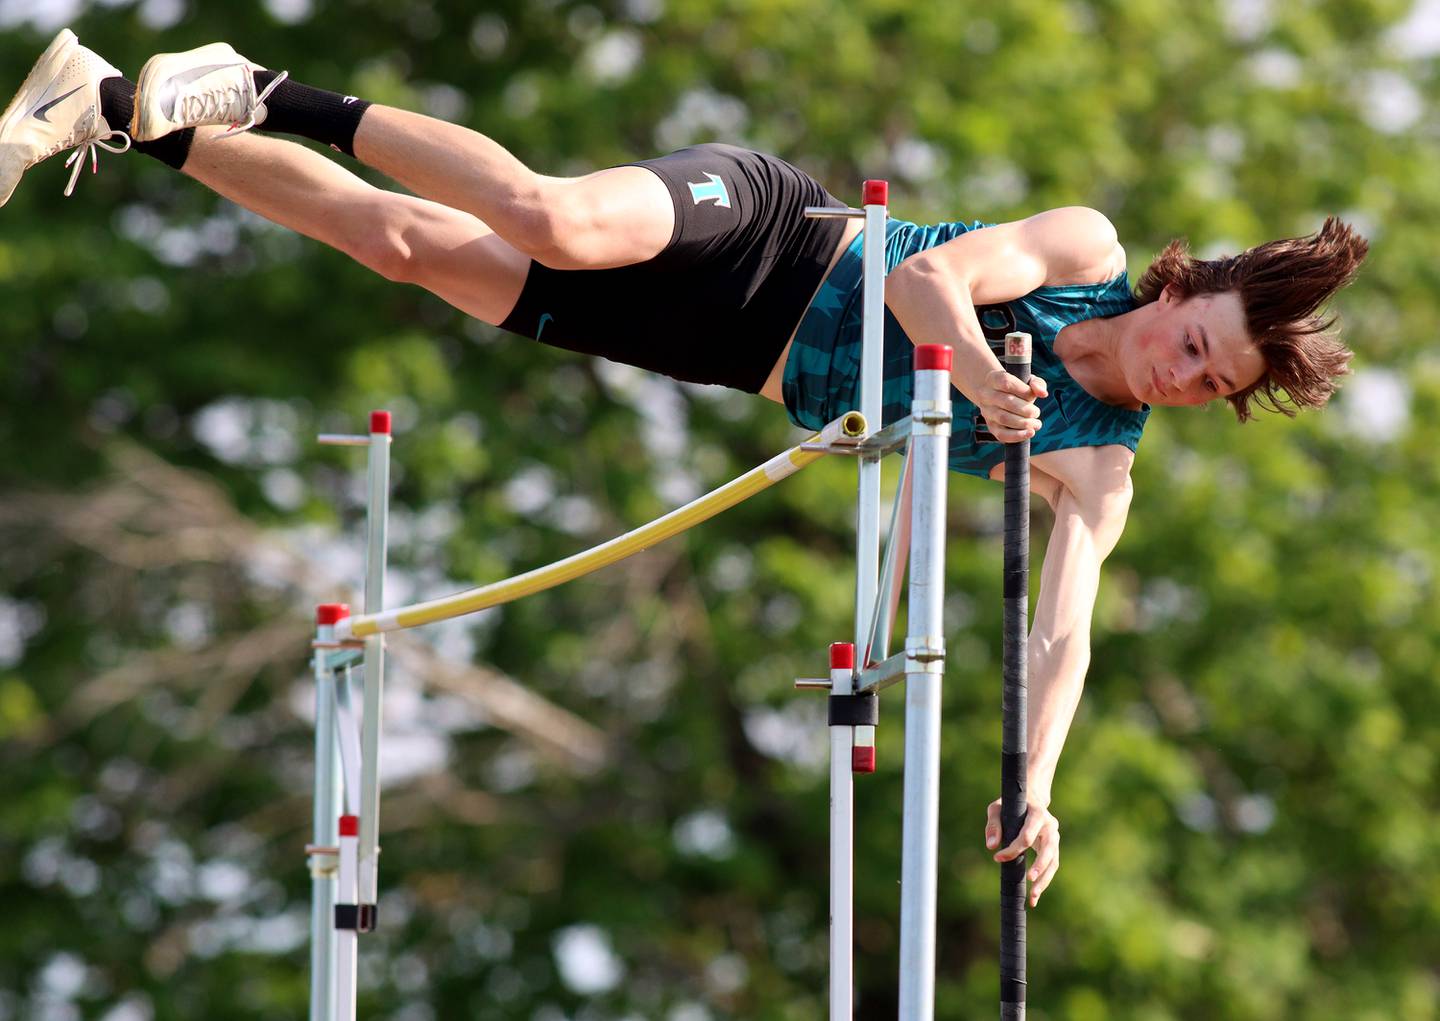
[757,218,865,403]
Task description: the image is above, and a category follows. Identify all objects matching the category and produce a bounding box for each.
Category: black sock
[99,78,195,170]
[252,71,372,158]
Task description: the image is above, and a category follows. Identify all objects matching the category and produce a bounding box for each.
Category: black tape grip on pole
[1000,851,1028,1016]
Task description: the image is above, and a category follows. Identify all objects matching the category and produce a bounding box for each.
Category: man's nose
[1174,360,1205,389]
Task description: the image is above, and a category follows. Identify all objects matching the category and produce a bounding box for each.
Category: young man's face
[1133,286,1266,407]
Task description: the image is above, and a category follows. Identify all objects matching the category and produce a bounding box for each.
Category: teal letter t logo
[687,172,731,208]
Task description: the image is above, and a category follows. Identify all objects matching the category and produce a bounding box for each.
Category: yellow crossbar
[335,412,867,639]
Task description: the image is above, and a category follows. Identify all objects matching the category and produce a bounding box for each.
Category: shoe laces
[218,70,288,139]
[57,126,132,198]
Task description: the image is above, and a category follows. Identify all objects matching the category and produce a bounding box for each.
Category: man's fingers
[993,371,1048,401]
[1019,810,1048,847]
[1003,394,1041,419]
[1029,827,1059,882]
[1026,821,1060,904]
[1030,854,1060,905]
[986,411,1042,433]
[993,833,1029,863]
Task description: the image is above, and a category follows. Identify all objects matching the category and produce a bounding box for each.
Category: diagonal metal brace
[855,651,908,695]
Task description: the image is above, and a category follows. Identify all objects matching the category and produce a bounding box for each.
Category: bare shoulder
[1017,207,1126,287]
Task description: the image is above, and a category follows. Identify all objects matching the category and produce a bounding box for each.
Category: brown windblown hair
[1132,217,1368,421]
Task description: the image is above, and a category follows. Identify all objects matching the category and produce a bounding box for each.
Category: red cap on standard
[862,179,889,206]
[829,642,855,670]
[914,344,953,372]
[370,410,392,435]
[852,747,877,773]
[316,603,351,625]
[339,815,360,837]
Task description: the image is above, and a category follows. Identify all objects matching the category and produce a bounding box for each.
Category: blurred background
[1,0,1437,1018]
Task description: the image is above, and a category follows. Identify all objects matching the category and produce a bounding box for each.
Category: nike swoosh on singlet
[537,313,554,340]
[30,86,84,123]
[159,64,242,119]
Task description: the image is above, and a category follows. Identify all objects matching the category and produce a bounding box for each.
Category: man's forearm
[1024,630,1090,810]
[1022,469,1133,811]
[885,260,1000,406]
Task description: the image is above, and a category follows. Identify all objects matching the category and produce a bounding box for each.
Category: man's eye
[1206,379,1218,393]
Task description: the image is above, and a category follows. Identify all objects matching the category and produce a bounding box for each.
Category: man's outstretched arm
[1026,451,1133,806]
[986,444,1133,904]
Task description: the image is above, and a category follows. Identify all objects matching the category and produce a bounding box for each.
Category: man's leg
[352,108,674,273]
[180,125,531,327]
[129,45,674,272]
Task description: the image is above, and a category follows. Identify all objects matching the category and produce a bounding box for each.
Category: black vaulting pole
[1000,330,1032,1020]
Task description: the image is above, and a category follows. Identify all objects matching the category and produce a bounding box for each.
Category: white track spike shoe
[0,28,131,207]
[131,42,286,142]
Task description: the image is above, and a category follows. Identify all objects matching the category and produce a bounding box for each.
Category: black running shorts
[497,143,848,392]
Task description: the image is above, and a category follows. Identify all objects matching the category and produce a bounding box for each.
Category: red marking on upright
[914,344,953,372]
[317,603,351,625]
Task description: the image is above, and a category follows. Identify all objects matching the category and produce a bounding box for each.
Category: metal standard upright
[803,182,956,1020]
[897,346,952,1021]
[309,411,393,1021]
[802,178,894,1021]
[308,604,346,1021]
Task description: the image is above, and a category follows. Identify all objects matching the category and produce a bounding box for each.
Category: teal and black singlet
[783,219,1150,478]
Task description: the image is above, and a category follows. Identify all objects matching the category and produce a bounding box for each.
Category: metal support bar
[326,410,391,1021]
[827,642,857,1020]
[898,347,952,1021]
[309,607,346,1021]
[804,205,866,219]
[356,412,392,924]
[866,447,914,666]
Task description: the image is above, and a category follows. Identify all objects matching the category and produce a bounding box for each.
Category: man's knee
[343,207,421,284]
[521,188,595,269]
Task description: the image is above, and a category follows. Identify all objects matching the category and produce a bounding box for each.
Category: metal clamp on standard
[905,635,946,675]
[909,399,953,437]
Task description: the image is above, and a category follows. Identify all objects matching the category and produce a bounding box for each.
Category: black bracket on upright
[827,692,879,727]
[335,903,379,932]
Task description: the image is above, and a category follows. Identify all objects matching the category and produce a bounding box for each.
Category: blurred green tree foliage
[0,0,1436,1019]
